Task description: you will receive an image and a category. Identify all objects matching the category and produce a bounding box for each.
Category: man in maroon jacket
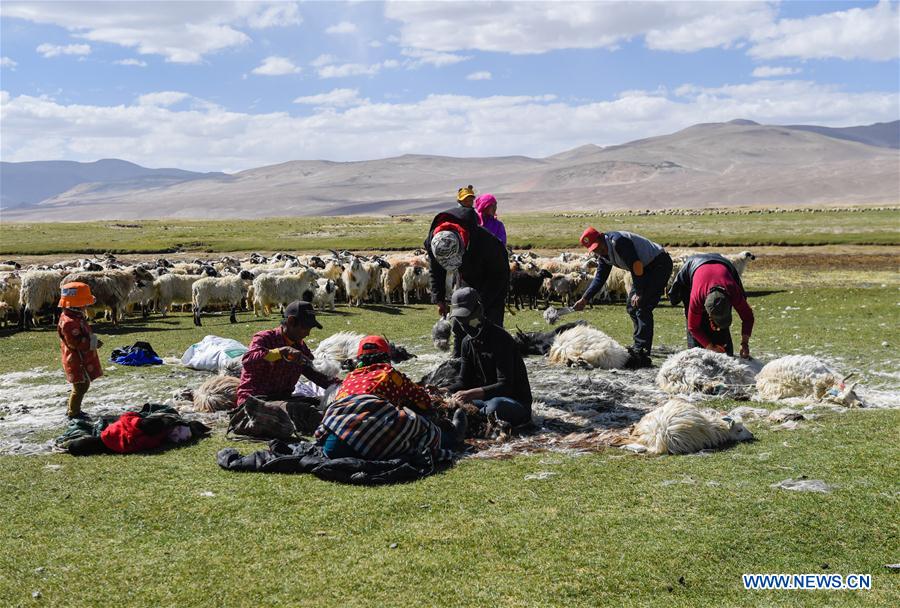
[237,301,340,407]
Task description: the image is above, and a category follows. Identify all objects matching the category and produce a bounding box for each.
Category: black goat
[509,269,552,310]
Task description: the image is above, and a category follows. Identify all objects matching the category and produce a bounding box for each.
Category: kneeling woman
[315,336,464,461]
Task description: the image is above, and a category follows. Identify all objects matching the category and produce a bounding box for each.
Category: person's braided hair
[357,351,391,368]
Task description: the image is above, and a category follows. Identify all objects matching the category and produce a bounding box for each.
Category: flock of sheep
[0,248,756,329]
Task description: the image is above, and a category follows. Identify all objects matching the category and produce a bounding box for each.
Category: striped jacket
[316,394,453,462]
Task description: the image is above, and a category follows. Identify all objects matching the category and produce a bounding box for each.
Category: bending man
[668,253,755,358]
[573,228,673,368]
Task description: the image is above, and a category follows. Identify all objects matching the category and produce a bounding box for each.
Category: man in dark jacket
[668,253,755,358]
[425,192,510,357]
[573,227,673,368]
[446,288,532,426]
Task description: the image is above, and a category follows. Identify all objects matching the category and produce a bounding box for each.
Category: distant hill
[784,121,900,149]
[0,159,230,209]
[2,120,897,221]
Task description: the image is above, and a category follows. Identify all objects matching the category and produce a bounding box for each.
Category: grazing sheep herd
[0,247,756,328]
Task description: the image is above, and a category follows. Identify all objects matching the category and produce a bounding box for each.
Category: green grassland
[2,207,898,255]
[1,211,899,607]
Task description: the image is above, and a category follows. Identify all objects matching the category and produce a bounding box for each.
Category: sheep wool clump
[192,375,240,412]
[547,324,630,369]
[627,398,754,455]
[755,355,861,406]
[656,348,757,395]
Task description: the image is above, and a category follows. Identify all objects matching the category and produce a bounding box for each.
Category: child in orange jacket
[57,282,103,418]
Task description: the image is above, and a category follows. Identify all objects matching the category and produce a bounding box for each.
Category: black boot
[451,408,468,446]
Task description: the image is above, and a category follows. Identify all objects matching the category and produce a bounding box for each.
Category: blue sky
[1,1,898,172]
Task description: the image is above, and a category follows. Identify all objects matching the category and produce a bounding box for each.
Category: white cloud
[752,66,800,78]
[368,40,383,48]
[466,71,492,81]
[385,1,774,54]
[36,43,91,58]
[401,48,470,68]
[3,81,896,172]
[115,58,148,67]
[137,91,190,107]
[325,21,358,35]
[0,57,17,69]
[317,60,399,79]
[3,1,300,63]
[749,0,900,61]
[251,56,301,76]
[310,54,337,67]
[293,88,367,107]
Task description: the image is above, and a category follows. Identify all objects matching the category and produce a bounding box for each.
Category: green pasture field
[2,207,899,255]
[1,267,899,606]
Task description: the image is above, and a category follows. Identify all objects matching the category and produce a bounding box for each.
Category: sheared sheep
[419,357,461,388]
[547,324,630,369]
[313,331,416,372]
[755,355,861,406]
[153,273,197,315]
[60,267,155,325]
[515,321,587,356]
[192,272,252,326]
[192,375,240,412]
[18,269,66,328]
[313,278,337,311]
[656,348,757,395]
[251,268,318,316]
[624,398,754,455]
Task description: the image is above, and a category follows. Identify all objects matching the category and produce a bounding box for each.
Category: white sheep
[363,259,387,303]
[0,273,21,326]
[726,251,756,277]
[401,266,430,305]
[19,269,67,327]
[61,267,155,325]
[342,257,368,307]
[624,398,754,455]
[313,277,337,311]
[251,268,318,316]
[656,348,757,395]
[755,355,861,406]
[125,281,156,318]
[153,273,197,315]
[192,273,249,326]
[548,324,630,369]
[192,375,240,412]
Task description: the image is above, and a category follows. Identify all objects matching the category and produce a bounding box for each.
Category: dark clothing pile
[55,403,211,455]
[217,439,450,485]
[448,321,532,425]
[109,341,163,366]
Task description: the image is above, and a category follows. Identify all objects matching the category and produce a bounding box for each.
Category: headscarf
[474,194,497,225]
[431,229,464,271]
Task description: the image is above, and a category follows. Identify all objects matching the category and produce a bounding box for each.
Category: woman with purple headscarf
[474,193,507,245]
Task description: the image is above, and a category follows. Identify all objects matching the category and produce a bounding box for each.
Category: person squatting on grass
[425,185,510,357]
[446,287,533,427]
[573,227,674,368]
[236,300,340,430]
[57,282,103,419]
[668,253,755,358]
[314,335,465,460]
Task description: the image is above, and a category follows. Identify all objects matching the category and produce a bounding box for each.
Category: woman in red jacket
[57,282,103,418]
